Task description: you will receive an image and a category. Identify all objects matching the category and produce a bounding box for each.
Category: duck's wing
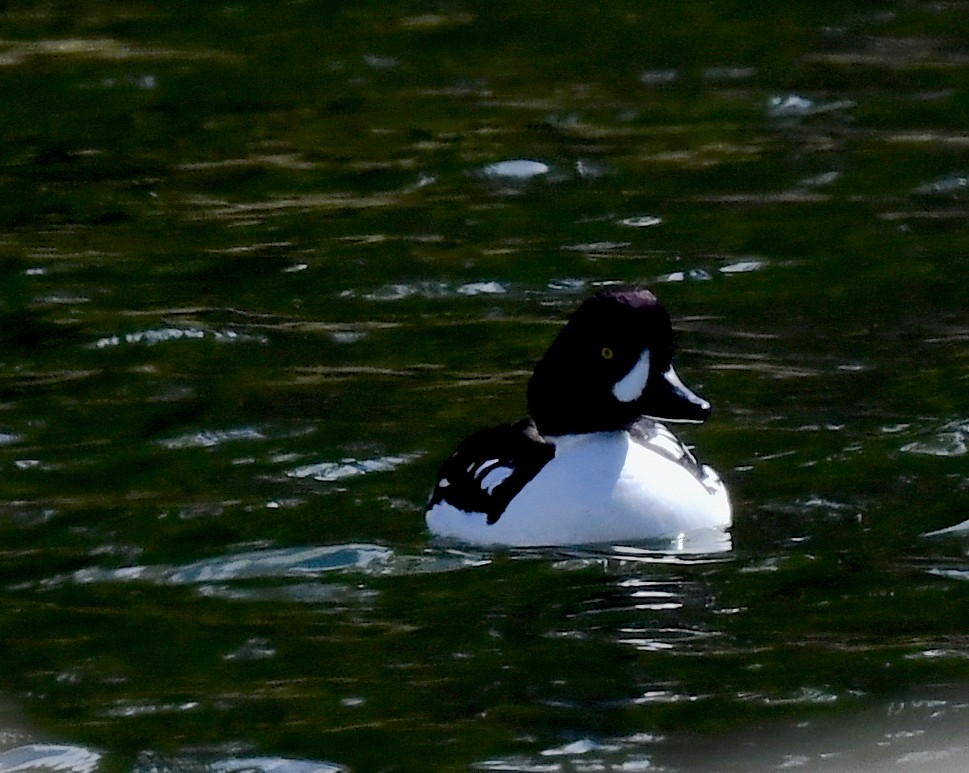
[427,418,554,525]
[629,417,706,480]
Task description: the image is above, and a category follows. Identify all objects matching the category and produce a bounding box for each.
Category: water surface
[2,1,969,771]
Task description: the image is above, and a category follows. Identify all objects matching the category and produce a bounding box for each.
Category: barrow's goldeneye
[426,287,731,546]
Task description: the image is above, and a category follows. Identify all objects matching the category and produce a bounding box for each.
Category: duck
[425,287,731,547]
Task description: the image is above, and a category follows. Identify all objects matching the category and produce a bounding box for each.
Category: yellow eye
[600,346,614,360]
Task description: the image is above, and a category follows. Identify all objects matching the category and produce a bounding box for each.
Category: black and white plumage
[425,287,731,546]
[426,419,553,525]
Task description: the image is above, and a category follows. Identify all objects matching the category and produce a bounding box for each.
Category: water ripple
[767,93,856,119]
[617,215,662,228]
[130,752,348,773]
[101,699,200,719]
[286,452,423,482]
[91,327,266,349]
[128,545,392,584]
[159,427,267,450]
[0,745,101,773]
[24,545,392,593]
[479,159,550,180]
[900,419,969,457]
[28,544,492,595]
[360,280,507,301]
[210,757,346,773]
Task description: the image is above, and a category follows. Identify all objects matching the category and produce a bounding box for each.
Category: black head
[527,287,711,436]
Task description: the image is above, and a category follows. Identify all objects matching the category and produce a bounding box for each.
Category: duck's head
[527,287,711,436]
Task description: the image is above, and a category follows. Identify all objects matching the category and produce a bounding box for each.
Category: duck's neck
[528,378,636,437]
[545,430,628,454]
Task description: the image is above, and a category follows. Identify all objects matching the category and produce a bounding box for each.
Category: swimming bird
[426,287,731,546]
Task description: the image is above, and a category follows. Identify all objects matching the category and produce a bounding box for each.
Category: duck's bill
[641,366,711,423]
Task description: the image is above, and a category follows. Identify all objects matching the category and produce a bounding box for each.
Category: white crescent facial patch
[612,349,651,402]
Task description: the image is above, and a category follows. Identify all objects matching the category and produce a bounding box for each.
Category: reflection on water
[209,757,346,773]
[6,684,969,773]
[286,452,424,482]
[0,745,347,773]
[474,684,969,772]
[0,745,101,773]
[479,159,550,181]
[29,543,499,594]
[92,327,268,349]
[360,280,508,301]
[901,419,969,458]
[26,539,735,597]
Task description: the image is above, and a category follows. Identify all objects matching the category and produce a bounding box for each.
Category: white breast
[426,430,731,547]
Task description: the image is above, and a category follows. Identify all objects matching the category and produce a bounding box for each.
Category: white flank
[612,349,651,402]
[426,429,731,547]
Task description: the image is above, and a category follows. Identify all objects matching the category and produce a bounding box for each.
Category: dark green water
[2,2,969,771]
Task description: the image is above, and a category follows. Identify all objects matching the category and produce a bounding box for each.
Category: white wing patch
[471,459,515,494]
[471,458,498,477]
[612,349,651,402]
[479,466,514,494]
